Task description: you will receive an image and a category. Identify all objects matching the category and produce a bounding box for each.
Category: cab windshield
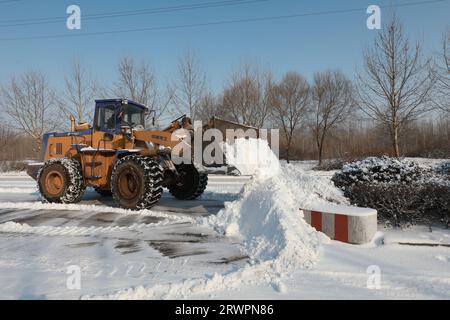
[121,104,145,128]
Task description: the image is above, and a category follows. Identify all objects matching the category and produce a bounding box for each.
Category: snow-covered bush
[332,156,449,227]
[434,161,450,176]
[0,161,27,173]
[349,182,423,227]
[421,178,450,227]
[332,156,426,189]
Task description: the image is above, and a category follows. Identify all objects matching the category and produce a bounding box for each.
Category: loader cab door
[94,103,120,134]
[120,103,146,130]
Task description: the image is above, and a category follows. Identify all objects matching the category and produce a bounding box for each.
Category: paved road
[0,173,251,299]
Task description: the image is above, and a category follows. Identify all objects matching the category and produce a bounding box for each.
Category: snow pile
[203,169,321,266]
[282,163,348,205]
[224,138,281,178]
[204,140,337,263]
[205,142,322,267]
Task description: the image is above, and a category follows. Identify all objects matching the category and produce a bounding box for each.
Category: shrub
[421,178,450,227]
[0,161,28,172]
[434,161,450,176]
[332,156,449,227]
[348,183,423,227]
[332,156,427,189]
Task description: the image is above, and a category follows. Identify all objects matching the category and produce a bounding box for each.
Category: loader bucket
[26,162,44,181]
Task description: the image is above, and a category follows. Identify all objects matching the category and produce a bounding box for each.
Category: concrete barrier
[301,204,377,244]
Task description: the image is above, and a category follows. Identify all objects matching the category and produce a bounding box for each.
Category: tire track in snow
[0,201,192,222]
[0,221,157,237]
[0,202,194,237]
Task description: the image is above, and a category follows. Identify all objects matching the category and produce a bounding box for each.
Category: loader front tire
[38,158,85,204]
[111,155,163,210]
[168,164,208,200]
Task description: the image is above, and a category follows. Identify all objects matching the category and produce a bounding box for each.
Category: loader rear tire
[37,158,85,204]
[111,155,163,210]
[168,164,208,200]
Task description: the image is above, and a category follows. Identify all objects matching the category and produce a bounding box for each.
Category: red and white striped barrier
[301,204,377,244]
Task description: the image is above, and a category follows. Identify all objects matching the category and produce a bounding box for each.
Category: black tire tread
[111,155,163,209]
[37,158,86,204]
[169,165,208,200]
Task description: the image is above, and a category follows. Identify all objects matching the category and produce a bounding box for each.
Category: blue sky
[0,0,449,93]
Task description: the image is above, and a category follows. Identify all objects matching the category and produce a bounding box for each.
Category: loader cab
[93,99,147,134]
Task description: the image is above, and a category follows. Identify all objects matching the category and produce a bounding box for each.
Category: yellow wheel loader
[27,99,207,210]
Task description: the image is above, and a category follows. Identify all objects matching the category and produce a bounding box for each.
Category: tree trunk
[317,132,326,166]
[35,137,42,161]
[318,145,323,166]
[392,123,400,157]
[286,136,292,164]
[285,145,290,164]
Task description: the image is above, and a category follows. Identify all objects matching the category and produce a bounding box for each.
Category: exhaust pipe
[70,115,76,132]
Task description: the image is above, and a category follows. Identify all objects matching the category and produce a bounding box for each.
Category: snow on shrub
[348,183,423,227]
[332,156,450,227]
[332,156,426,189]
[421,177,450,227]
[0,161,28,173]
[434,161,450,176]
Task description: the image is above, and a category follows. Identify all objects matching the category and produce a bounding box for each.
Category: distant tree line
[0,17,448,163]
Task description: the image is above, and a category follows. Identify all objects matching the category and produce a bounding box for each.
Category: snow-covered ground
[0,146,449,300]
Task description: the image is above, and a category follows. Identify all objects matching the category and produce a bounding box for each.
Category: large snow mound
[215,173,320,263]
[203,144,322,266]
[224,138,281,178]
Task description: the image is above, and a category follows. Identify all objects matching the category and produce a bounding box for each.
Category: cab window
[121,104,145,128]
[95,105,116,131]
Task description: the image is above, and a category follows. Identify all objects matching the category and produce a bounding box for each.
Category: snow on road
[0,148,449,299]
[0,173,251,299]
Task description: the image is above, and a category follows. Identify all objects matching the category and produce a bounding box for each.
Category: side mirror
[104,132,114,141]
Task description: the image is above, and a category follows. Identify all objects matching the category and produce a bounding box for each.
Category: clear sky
[0,0,449,93]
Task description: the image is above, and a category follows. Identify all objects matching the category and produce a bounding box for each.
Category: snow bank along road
[1,162,450,300]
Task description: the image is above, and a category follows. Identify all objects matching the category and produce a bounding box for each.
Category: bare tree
[434,30,450,113]
[270,72,310,163]
[63,58,98,123]
[0,71,57,158]
[194,92,219,122]
[221,63,272,127]
[0,123,15,154]
[114,56,171,122]
[312,70,355,165]
[357,17,436,157]
[173,50,206,120]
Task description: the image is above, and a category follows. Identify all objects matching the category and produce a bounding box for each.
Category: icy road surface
[0,173,251,299]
